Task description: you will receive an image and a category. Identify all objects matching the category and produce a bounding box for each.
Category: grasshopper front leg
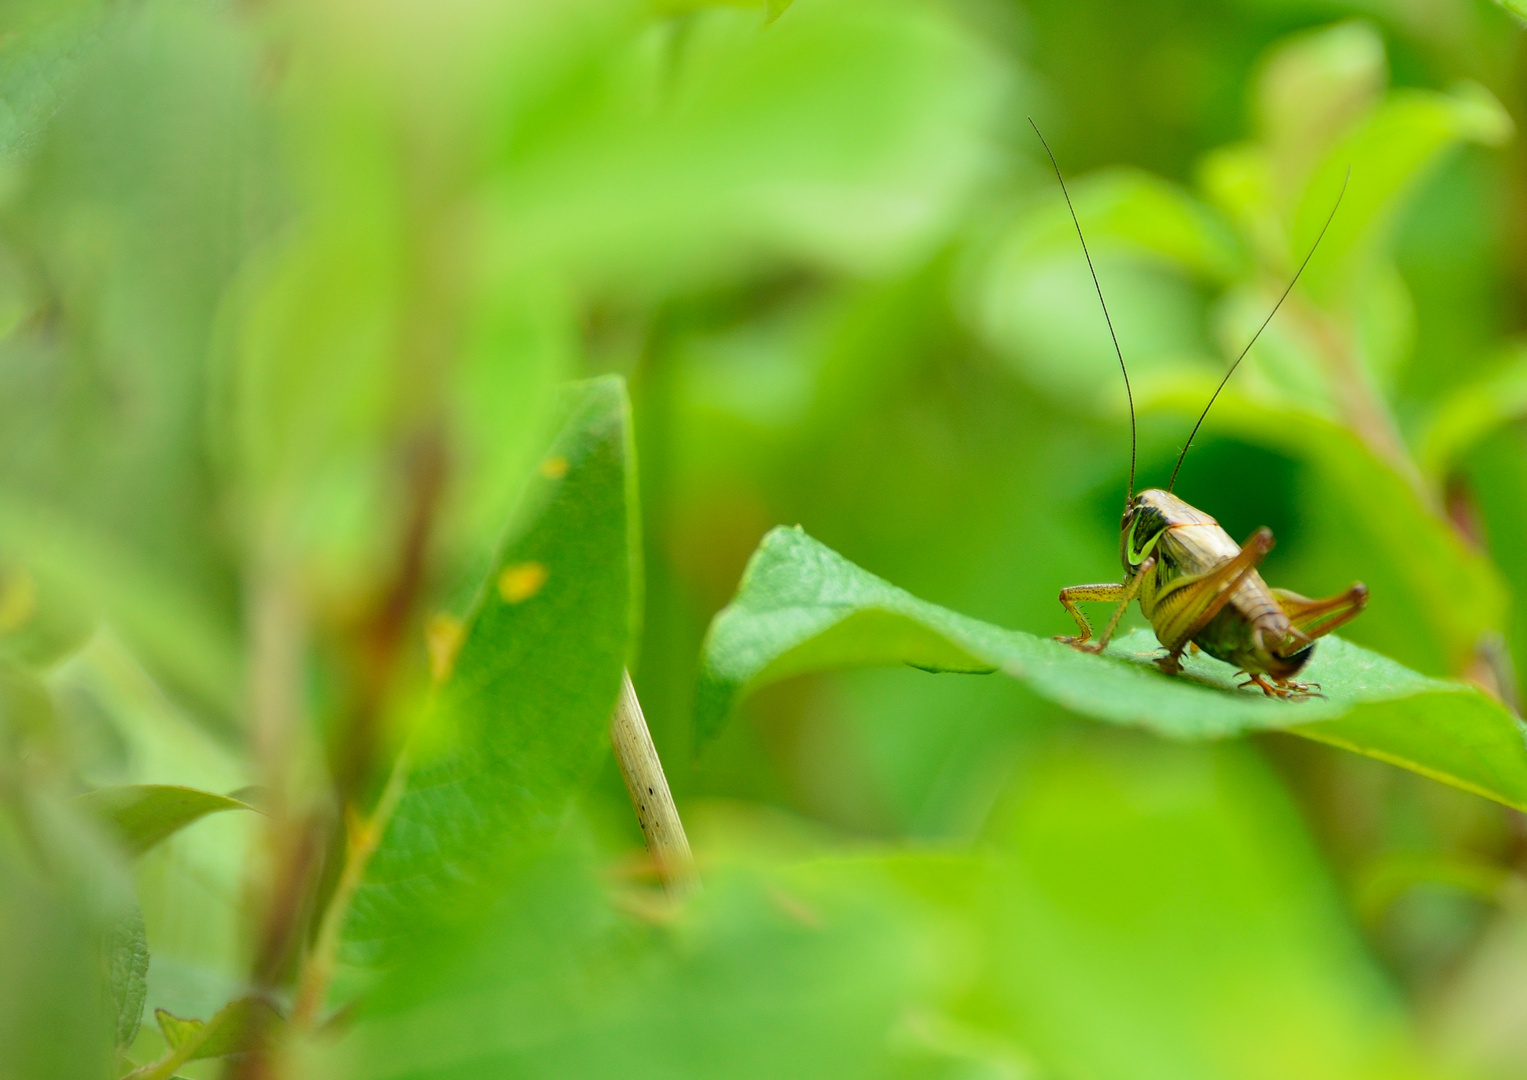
[1057,556,1155,654]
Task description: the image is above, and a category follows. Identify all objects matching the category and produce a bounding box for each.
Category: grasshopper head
[1120,489,1207,573]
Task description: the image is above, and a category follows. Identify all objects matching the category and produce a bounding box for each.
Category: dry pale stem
[610,669,697,898]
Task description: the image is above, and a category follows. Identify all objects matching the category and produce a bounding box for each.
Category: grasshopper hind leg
[1272,584,1369,641]
[1235,582,1366,698]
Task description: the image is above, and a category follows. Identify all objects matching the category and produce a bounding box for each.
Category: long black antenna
[1030,118,1135,505]
[1167,168,1350,492]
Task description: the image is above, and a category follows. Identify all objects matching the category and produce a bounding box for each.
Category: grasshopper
[1032,122,1367,697]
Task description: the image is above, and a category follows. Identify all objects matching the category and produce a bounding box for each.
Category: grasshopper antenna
[1168,167,1350,492]
[1030,118,1136,505]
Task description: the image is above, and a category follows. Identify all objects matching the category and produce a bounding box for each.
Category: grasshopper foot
[1155,650,1184,676]
[1056,635,1105,654]
[1237,672,1324,700]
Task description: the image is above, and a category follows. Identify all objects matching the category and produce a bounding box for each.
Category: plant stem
[609,669,697,897]
[290,749,410,1027]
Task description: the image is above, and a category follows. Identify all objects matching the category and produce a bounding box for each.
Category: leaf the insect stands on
[698,527,1527,810]
[342,375,639,958]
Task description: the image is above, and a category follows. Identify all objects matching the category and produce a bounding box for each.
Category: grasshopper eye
[1125,510,1166,567]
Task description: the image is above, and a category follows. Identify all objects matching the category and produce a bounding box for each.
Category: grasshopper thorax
[1119,489,1218,573]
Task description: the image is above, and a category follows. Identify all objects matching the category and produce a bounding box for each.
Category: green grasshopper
[1032,122,1367,697]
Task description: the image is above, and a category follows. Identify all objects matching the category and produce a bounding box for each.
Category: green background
[4,0,1527,1077]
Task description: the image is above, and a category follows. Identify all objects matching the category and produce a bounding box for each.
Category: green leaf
[0,558,92,671]
[155,996,279,1061]
[974,170,1236,407]
[344,376,638,955]
[0,821,113,1080]
[1416,343,1527,481]
[874,736,1427,1079]
[1255,20,1386,181]
[0,1,262,728]
[0,1,105,157]
[1296,83,1512,302]
[996,168,1245,280]
[332,843,954,1080]
[0,495,243,729]
[105,903,148,1048]
[73,784,253,858]
[697,526,1527,810]
[485,0,1006,287]
[974,737,1424,1080]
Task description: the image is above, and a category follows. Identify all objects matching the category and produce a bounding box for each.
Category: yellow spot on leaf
[425,613,464,682]
[539,456,569,480]
[498,561,548,604]
[0,569,36,633]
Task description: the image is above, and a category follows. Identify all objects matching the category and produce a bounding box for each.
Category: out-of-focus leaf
[0,657,55,748]
[1461,424,1527,707]
[971,170,1235,408]
[0,0,260,726]
[0,498,241,723]
[1351,851,1514,926]
[1429,904,1527,1077]
[331,843,953,1080]
[439,276,572,584]
[697,527,1527,810]
[46,633,256,1026]
[1416,344,1527,481]
[874,741,1425,1080]
[0,821,114,1080]
[991,169,1245,280]
[975,736,1425,1080]
[344,377,637,956]
[1256,20,1387,194]
[105,902,148,1048]
[155,996,279,1061]
[486,0,1007,287]
[975,252,1210,408]
[0,558,92,671]
[1352,257,1416,392]
[229,2,579,613]
[0,0,106,156]
[225,213,410,607]
[73,784,253,858]
[1296,83,1512,301]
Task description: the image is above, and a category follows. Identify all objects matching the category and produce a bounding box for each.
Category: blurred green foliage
[3,0,1527,1077]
